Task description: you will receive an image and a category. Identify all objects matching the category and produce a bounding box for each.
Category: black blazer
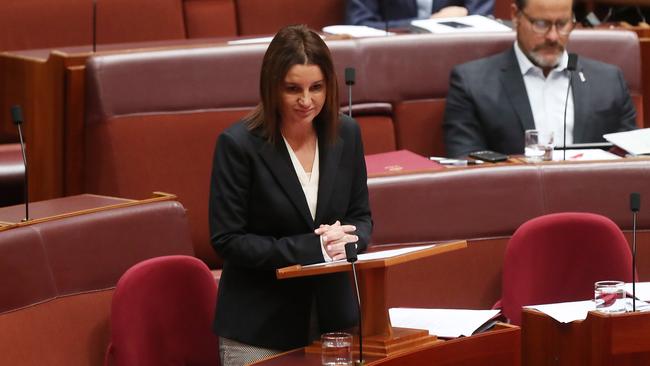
[443,47,638,158]
[209,115,372,350]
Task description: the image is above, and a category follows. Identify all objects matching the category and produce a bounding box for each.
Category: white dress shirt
[514,41,574,147]
[417,0,434,18]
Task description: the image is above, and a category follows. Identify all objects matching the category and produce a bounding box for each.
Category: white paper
[625,282,650,301]
[389,308,500,338]
[322,25,393,37]
[302,244,437,268]
[411,15,511,34]
[551,149,620,161]
[227,36,275,45]
[525,300,596,323]
[604,128,650,155]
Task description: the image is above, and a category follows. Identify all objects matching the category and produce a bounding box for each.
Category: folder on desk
[365,149,443,177]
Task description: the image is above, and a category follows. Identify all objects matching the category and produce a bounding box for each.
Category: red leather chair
[500,212,633,325]
[105,255,219,366]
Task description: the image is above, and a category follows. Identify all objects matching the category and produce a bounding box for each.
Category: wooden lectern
[522,308,650,365]
[276,242,467,357]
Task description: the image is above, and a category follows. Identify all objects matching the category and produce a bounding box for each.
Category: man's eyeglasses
[519,10,576,35]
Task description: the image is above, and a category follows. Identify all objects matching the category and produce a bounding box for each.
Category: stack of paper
[389,308,500,338]
[604,128,650,155]
[411,15,511,34]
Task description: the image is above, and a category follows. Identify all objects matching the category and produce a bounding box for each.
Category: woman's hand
[314,220,358,261]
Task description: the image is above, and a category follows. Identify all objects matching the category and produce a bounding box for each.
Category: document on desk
[322,25,393,37]
[411,15,511,34]
[551,149,620,161]
[525,300,596,323]
[302,244,437,268]
[625,282,650,301]
[604,128,650,155]
[389,308,500,338]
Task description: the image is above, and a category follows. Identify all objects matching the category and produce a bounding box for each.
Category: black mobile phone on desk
[468,150,508,163]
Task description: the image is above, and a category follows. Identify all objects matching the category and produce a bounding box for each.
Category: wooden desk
[522,309,650,365]
[251,323,520,366]
[0,191,175,229]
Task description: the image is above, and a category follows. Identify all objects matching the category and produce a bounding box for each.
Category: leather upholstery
[0,200,194,313]
[0,143,24,207]
[83,30,643,269]
[501,212,633,325]
[368,160,650,245]
[235,0,345,35]
[106,255,219,366]
[0,0,347,52]
[0,199,195,366]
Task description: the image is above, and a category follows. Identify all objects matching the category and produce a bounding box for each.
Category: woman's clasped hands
[314,220,358,261]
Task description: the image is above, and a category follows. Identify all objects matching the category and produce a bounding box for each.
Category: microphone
[345,242,363,365]
[345,67,355,118]
[563,53,578,161]
[631,193,641,311]
[10,105,29,222]
[92,0,97,53]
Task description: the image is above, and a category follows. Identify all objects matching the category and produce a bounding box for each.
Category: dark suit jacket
[209,115,372,350]
[346,0,495,29]
[443,47,638,158]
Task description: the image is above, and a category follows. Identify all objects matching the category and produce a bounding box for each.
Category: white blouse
[282,136,332,262]
[282,136,319,221]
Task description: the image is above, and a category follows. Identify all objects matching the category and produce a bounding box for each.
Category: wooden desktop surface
[0,192,175,229]
[522,309,650,366]
[251,323,520,366]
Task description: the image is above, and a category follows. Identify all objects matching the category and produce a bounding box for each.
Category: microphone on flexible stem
[345,242,363,365]
[345,67,355,119]
[10,105,29,222]
[92,0,97,53]
[563,53,578,161]
[631,193,641,311]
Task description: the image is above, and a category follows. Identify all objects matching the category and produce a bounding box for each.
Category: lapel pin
[579,71,586,83]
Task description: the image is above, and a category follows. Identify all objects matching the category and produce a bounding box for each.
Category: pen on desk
[570,153,584,159]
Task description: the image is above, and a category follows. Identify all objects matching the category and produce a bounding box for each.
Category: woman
[209,25,373,366]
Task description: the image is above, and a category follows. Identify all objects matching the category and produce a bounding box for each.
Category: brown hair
[245,24,340,144]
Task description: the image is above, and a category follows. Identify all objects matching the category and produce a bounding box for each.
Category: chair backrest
[501,212,633,325]
[106,255,219,366]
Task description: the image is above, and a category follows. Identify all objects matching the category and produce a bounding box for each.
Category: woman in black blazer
[209,25,373,366]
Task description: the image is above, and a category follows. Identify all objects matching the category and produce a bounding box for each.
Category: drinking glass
[321,332,352,366]
[525,130,554,161]
[594,280,626,313]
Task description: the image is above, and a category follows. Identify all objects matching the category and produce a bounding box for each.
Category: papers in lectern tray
[604,128,650,155]
[322,25,393,37]
[411,15,511,34]
[389,308,500,338]
[302,244,437,268]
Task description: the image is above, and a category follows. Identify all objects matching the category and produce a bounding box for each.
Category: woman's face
[279,64,326,128]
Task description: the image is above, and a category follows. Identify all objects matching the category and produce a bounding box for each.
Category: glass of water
[594,280,626,313]
[525,130,554,161]
[321,332,352,366]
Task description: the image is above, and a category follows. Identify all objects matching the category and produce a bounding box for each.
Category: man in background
[443,0,637,158]
[346,0,495,29]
